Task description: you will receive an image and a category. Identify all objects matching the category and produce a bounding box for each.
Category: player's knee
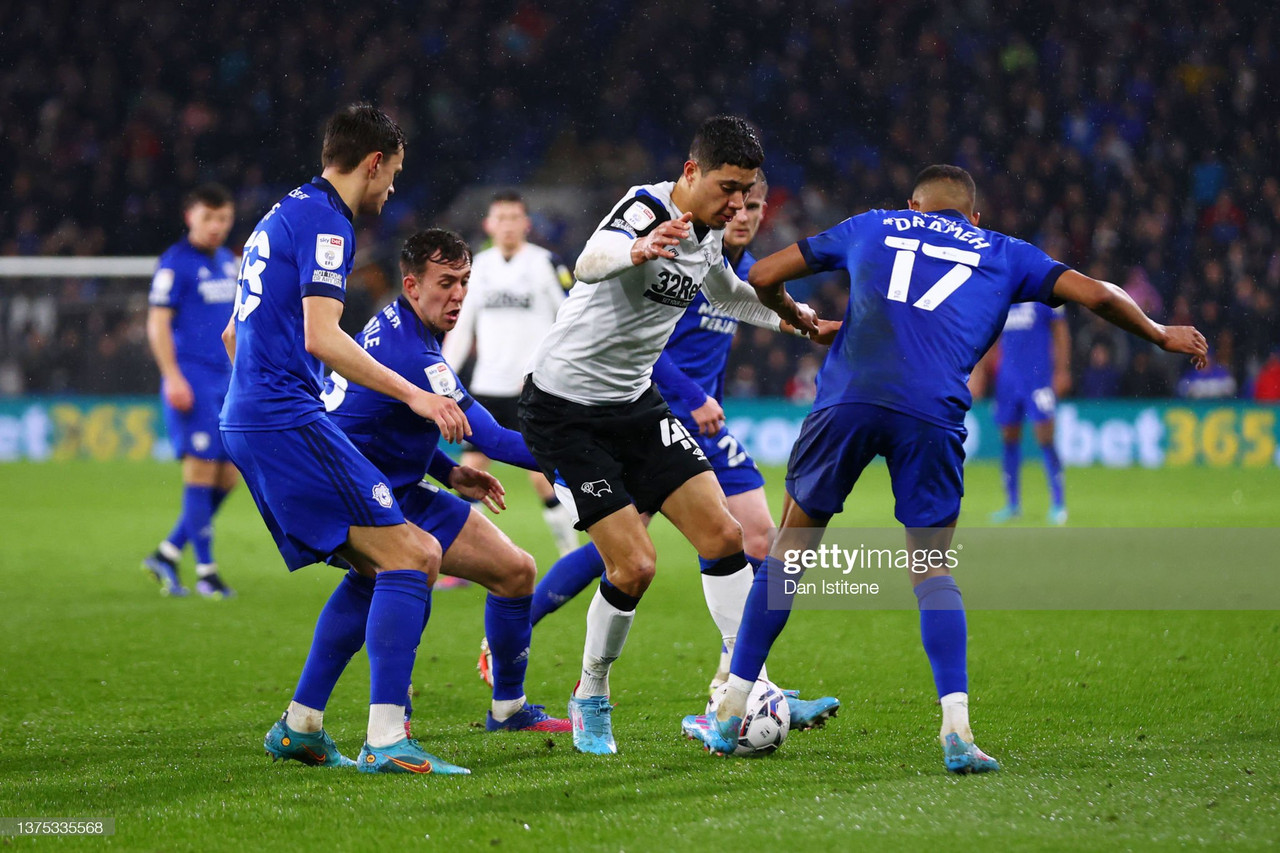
[704,515,745,559]
[742,527,772,563]
[493,549,537,598]
[405,528,442,584]
[610,551,656,594]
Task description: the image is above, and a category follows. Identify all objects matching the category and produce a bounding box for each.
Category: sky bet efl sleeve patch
[600,193,669,238]
[315,234,345,271]
[424,362,466,402]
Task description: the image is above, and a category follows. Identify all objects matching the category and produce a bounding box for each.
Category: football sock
[285,700,324,734]
[576,576,638,699]
[491,695,526,721]
[182,484,218,566]
[485,592,533,702]
[1042,443,1065,507]
[293,569,375,712]
[196,562,218,579]
[1001,440,1021,509]
[915,575,968,698]
[531,543,604,626]
[157,538,183,563]
[939,691,973,741]
[367,704,407,748]
[366,569,429,712]
[722,555,793,719]
[699,551,750,654]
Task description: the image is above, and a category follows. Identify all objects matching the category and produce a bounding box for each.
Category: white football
[705,678,791,756]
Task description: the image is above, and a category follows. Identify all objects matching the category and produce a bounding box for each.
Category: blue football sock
[366,570,430,706]
[915,575,968,697]
[485,593,533,701]
[293,570,375,711]
[181,484,218,565]
[729,556,794,684]
[403,587,433,724]
[531,542,605,627]
[745,554,763,571]
[1001,440,1021,509]
[1042,443,1065,508]
[165,486,230,553]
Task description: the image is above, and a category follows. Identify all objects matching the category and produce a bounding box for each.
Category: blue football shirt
[996,302,1063,392]
[221,177,355,431]
[324,296,474,493]
[799,209,1068,427]
[148,238,239,374]
[657,250,755,421]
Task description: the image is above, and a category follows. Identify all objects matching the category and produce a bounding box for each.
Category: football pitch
[1,460,1277,850]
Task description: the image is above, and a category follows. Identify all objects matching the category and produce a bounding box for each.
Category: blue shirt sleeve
[1005,237,1069,305]
[298,210,352,301]
[798,216,859,273]
[466,401,539,470]
[651,351,708,412]
[427,448,458,484]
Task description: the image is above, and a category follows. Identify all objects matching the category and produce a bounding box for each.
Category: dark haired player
[516,172,840,730]
[220,105,472,775]
[519,115,820,754]
[310,227,570,743]
[683,165,1207,771]
[142,183,239,598]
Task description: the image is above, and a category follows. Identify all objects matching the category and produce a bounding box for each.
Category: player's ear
[402,273,418,297]
[907,197,920,211]
[683,160,700,186]
[366,150,384,178]
[971,211,980,227]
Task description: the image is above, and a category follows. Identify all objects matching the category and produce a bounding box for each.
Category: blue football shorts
[222,416,405,571]
[395,480,472,555]
[785,402,967,528]
[994,382,1056,426]
[696,424,766,497]
[163,369,231,461]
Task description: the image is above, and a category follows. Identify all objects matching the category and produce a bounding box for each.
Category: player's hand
[163,374,194,412]
[1160,325,1209,370]
[690,395,724,437]
[777,298,820,337]
[449,465,507,513]
[809,319,842,346]
[631,212,691,264]
[411,393,471,442]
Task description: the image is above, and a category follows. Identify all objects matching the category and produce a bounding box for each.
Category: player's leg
[886,413,998,773]
[430,492,569,733]
[143,403,211,596]
[716,486,773,684]
[991,392,1025,522]
[531,470,580,556]
[1033,406,1066,524]
[683,403,873,754]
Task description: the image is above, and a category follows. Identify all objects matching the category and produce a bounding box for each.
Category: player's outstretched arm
[301,296,472,441]
[737,244,819,335]
[1052,270,1208,369]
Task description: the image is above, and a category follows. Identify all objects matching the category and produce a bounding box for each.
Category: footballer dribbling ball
[706,678,791,756]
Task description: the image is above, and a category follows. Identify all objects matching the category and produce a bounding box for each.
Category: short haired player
[683,165,1207,771]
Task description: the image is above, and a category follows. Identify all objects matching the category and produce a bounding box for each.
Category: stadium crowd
[1,0,1276,399]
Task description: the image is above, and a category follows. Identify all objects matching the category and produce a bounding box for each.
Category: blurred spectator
[1252,352,1280,401]
[1079,341,1122,398]
[1119,349,1174,398]
[1177,353,1238,399]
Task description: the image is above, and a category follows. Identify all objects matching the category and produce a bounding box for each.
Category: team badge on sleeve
[316,234,345,270]
[424,362,465,401]
[372,482,393,508]
[150,268,175,303]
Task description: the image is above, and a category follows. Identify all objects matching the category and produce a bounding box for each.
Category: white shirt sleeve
[702,261,783,331]
[574,230,636,283]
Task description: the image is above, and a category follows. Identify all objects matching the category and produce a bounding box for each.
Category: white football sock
[285,700,323,733]
[367,704,407,747]
[490,695,526,722]
[196,562,218,579]
[575,588,635,698]
[719,675,752,721]
[158,540,182,563]
[940,691,973,742]
[543,503,580,557]
[701,566,768,683]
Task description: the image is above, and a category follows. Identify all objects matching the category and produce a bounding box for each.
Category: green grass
[1,460,1277,850]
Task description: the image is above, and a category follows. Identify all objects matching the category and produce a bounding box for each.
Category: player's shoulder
[279,182,354,235]
[157,239,195,268]
[600,181,673,239]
